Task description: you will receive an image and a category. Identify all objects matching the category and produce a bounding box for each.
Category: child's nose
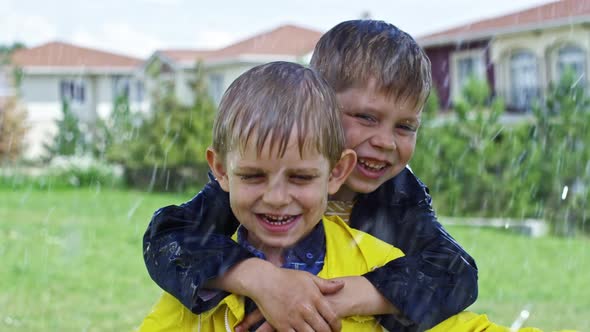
[262,181,291,206]
[370,127,396,151]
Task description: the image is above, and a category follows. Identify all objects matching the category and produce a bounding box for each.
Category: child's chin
[346,176,383,194]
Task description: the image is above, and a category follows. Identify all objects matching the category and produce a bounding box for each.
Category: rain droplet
[561,185,569,200]
[127,198,144,220]
[510,307,531,330]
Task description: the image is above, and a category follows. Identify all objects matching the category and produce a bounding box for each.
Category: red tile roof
[158,49,216,64]
[11,41,142,68]
[210,24,322,59]
[419,0,590,46]
[157,24,323,65]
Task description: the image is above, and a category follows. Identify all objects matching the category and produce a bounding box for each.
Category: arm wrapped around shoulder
[143,179,254,313]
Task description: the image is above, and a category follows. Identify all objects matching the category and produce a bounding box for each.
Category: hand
[324,276,399,318]
[236,267,344,332]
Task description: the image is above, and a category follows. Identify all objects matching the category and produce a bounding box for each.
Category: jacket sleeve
[354,172,478,331]
[143,178,254,313]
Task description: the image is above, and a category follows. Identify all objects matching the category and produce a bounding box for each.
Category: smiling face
[333,79,422,199]
[208,129,355,264]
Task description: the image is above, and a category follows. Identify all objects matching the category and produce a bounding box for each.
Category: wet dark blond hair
[311,20,432,110]
[212,61,344,166]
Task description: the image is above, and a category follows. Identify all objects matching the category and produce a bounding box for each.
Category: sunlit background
[0,0,588,330]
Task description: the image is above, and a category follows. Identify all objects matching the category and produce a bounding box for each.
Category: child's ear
[206,147,230,192]
[327,149,357,195]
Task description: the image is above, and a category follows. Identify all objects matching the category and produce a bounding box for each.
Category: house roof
[210,24,322,59]
[11,41,143,72]
[154,24,323,68]
[157,49,216,65]
[419,0,590,47]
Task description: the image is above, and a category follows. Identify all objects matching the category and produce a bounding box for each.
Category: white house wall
[20,75,65,159]
[95,75,113,119]
[204,63,264,105]
[23,102,60,158]
[175,69,195,106]
[19,72,142,159]
[171,63,260,106]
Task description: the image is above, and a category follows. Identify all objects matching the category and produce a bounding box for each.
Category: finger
[254,322,275,332]
[316,299,341,332]
[294,322,316,332]
[301,305,331,332]
[313,277,344,295]
[236,309,265,332]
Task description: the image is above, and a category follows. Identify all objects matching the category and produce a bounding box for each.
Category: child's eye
[396,124,417,132]
[238,173,263,181]
[290,174,316,183]
[355,113,376,123]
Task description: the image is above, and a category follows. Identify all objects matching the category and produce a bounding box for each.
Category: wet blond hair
[311,20,432,110]
[212,61,344,166]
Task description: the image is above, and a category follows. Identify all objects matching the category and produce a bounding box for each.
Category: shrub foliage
[412,73,589,235]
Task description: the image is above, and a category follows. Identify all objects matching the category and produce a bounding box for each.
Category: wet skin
[333,79,422,200]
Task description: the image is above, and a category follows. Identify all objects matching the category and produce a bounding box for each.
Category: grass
[449,226,589,331]
[0,188,588,331]
[0,187,189,331]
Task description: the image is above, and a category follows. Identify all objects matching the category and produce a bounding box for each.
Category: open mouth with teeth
[259,214,297,225]
[256,213,300,232]
[355,158,391,179]
[358,158,388,171]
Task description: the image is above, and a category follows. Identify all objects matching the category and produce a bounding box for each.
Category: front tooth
[266,215,290,222]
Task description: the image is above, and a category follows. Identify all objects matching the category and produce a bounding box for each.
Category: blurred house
[10,42,145,158]
[419,0,589,111]
[144,24,322,106]
[7,25,321,159]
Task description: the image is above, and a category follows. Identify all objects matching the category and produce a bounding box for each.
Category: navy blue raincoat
[143,167,478,332]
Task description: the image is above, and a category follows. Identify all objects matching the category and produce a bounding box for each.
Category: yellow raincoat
[138,216,402,331]
[137,216,546,332]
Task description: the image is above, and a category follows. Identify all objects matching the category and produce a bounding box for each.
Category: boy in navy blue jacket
[143,20,478,332]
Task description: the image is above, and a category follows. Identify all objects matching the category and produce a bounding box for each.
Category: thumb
[313,276,344,294]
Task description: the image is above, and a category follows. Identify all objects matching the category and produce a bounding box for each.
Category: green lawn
[451,226,589,331]
[0,188,587,331]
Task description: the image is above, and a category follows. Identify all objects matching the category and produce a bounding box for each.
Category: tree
[44,100,89,158]
[97,94,140,162]
[0,96,28,161]
[122,62,216,191]
[527,68,590,235]
[412,73,590,235]
[0,42,25,65]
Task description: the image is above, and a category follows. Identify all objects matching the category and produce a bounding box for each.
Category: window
[208,74,224,104]
[557,45,586,83]
[458,56,484,88]
[509,51,539,110]
[113,76,130,100]
[60,79,86,105]
[452,50,486,99]
[135,81,145,103]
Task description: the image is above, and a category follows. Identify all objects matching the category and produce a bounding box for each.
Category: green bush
[0,156,124,190]
[44,100,92,159]
[118,62,215,192]
[422,85,440,124]
[413,78,513,217]
[527,68,590,235]
[100,94,141,163]
[412,74,589,235]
